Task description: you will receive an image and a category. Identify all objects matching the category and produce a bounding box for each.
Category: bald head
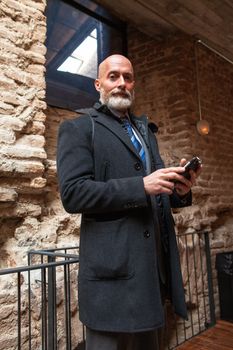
[98,54,134,79]
[95,54,135,113]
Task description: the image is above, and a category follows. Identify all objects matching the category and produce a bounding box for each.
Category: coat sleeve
[169,189,192,208]
[56,117,148,214]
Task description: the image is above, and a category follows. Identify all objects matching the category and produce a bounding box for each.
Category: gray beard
[100,90,134,112]
[105,96,132,111]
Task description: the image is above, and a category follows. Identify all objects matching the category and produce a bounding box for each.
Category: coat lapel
[91,105,143,162]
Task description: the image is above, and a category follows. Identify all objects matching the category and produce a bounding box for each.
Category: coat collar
[93,102,150,145]
[79,103,158,165]
[92,103,142,160]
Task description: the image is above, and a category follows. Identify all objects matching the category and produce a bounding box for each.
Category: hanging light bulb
[196,119,210,135]
[195,40,210,136]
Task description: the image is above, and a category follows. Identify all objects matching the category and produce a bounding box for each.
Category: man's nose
[118,75,126,87]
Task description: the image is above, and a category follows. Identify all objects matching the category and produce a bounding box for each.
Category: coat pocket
[82,216,134,280]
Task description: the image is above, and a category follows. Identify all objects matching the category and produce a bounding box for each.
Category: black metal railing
[0,232,216,349]
[0,247,84,350]
[164,231,216,349]
[27,247,84,350]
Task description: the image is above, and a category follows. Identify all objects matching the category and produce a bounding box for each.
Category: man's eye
[124,76,132,82]
[124,74,133,82]
[109,74,117,80]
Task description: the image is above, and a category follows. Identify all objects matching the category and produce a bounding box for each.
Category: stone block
[24,50,46,65]
[5,67,45,89]
[32,25,47,41]
[17,106,35,123]
[0,305,15,321]
[0,73,16,90]
[0,129,16,144]
[0,158,44,176]
[37,89,46,99]
[211,240,225,249]
[17,86,37,100]
[34,111,46,122]
[0,93,21,107]
[24,121,45,135]
[26,64,46,75]
[17,134,45,148]
[16,0,46,12]
[33,99,47,110]
[1,0,45,22]
[0,145,47,160]
[0,116,26,131]
[0,202,42,218]
[0,187,18,202]
[0,101,15,113]
[30,177,46,189]
[29,43,47,57]
[0,327,29,349]
[0,178,46,195]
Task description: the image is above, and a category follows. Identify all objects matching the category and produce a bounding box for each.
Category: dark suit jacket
[57,103,191,332]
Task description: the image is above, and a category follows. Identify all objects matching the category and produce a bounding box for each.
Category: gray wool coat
[57,103,191,333]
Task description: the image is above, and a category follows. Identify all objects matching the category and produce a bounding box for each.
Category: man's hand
[143,158,202,196]
[143,166,186,195]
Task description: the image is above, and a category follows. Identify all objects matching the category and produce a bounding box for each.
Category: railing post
[48,256,57,350]
[17,272,21,350]
[204,231,216,327]
[27,253,32,350]
[64,262,72,349]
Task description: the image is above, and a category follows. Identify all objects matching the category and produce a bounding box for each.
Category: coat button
[144,230,150,238]
[134,162,142,170]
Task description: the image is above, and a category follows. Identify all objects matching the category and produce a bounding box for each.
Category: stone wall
[0,2,83,347]
[0,0,80,266]
[0,0,48,267]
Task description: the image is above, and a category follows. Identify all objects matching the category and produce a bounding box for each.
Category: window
[45,0,127,110]
[57,28,98,78]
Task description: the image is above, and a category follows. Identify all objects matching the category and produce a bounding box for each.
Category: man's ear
[95,79,100,92]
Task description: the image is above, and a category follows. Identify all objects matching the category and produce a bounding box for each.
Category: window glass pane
[58,28,97,79]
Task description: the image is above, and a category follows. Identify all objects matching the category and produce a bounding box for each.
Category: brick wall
[128,28,233,317]
[128,27,233,231]
[129,31,195,164]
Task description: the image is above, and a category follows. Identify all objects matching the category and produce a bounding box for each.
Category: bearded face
[99,87,135,111]
[95,55,135,112]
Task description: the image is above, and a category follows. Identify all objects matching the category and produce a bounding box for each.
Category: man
[57,54,201,349]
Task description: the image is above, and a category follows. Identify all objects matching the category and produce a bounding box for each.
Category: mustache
[110,88,132,99]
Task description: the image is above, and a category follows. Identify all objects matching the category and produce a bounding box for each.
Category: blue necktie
[122,118,146,169]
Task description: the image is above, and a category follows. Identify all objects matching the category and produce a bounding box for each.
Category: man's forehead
[106,63,133,74]
[99,56,133,77]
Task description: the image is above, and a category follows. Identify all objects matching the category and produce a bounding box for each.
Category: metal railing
[27,247,85,350]
[0,232,216,349]
[0,247,83,350]
[164,231,216,349]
